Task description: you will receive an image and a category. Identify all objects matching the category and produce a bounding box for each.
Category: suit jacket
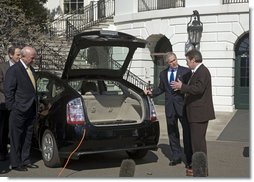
[152,65,192,118]
[181,64,215,123]
[0,62,10,103]
[0,62,10,109]
[4,61,37,113]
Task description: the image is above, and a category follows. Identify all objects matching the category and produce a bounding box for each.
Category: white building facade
[113,0,249,112]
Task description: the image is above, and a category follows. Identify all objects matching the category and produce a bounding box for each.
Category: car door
[34,72,66,139]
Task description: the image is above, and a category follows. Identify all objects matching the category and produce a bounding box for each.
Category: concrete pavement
[155,105,236,141]
[0,105,249,178]
[155,105,250,178]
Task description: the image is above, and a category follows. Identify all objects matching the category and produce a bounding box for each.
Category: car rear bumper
[58,121,160,159]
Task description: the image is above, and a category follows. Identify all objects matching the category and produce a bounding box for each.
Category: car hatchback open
[34,30,160,167]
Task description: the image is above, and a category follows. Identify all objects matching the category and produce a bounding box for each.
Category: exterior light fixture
[185,10,203,53]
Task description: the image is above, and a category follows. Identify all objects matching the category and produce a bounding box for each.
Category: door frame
[153,36,172,105]
[234,33,249,109]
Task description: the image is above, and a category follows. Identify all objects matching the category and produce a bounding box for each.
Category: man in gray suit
[0,45,21,161]
[171,49,215,176]
[144,52,193,169]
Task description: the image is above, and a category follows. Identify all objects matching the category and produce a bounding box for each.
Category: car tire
[41,129,63,168]
[126,149,148,159]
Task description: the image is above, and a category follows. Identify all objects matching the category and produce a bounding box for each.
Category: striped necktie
[27,67,36,89]
[188,71,195,85]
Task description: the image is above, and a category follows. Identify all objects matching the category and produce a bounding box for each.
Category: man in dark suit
[0,45,21,161]
[171,49,215,176]
[4,46,38,171]
[144,52,193,169]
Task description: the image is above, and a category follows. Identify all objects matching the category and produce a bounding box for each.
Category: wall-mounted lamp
[185,10,203,53]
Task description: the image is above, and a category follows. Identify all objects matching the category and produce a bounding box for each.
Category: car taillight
[148,97,157,122]
[66,98,85,125]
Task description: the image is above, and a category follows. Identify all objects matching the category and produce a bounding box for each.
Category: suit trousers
[166,116,182,160]
[166,115,192,164]
[0,109,9,156]
[180,113,193,165]
[9,104,36,168]
[189,121,209,155]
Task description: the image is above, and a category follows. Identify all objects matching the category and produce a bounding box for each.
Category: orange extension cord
[58,128,86,177]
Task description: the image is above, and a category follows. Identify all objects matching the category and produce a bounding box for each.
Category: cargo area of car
[82,90,145,125]
[69,79,145,126]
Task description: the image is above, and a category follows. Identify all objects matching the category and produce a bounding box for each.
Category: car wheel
[41,129,63,168]
[126,149,148,159]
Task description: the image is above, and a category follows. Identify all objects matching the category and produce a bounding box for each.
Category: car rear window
[71,46,129,70]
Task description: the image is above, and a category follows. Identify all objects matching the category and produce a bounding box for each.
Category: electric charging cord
[58,128,86,177]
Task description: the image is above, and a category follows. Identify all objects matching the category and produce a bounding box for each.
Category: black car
[34,30,160,168]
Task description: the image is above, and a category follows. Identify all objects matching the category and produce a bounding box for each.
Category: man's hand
[171,78,182,90]
[144,89,152,96]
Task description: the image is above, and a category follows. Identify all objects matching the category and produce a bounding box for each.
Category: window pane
[71,3,77,11]
[64,4,70,14]
[71,46,129,70]
[78,2,83,9]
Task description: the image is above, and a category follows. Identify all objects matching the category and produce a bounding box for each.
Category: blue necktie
[169,69,175,83]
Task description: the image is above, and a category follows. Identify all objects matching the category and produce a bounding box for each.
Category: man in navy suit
[144,52,193,169]
[0,45,21,161]
[4,46,38,171]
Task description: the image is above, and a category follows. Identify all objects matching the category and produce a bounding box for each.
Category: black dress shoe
[25,164,39,168]
[0,169,10,174]
[169,159,181,166]
[12,166,28,172]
